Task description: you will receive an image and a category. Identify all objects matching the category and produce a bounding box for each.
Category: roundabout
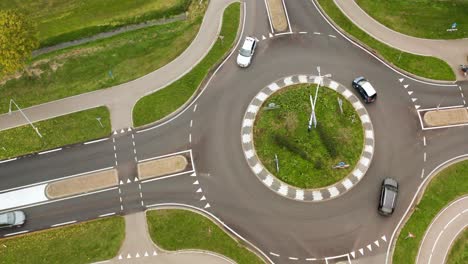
[241,75,375,202]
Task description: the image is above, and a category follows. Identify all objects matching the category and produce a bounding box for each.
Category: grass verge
[0,106,111,160]
[393,160,468,264]
[0,1,207,114]
[147,209,264,264]
[0,216,125,264]
[356,0,468,39]
[254,84,363,188]
[0,0,191,47]
[317,0,455,81]
[447,228,468,264]
[132,2,240,126]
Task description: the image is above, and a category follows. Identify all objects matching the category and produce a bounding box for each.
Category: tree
[0,10,38,75]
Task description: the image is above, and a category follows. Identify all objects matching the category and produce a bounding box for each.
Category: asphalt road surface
[1,0,467,263]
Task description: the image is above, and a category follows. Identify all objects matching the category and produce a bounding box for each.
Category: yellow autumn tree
[0,10,38,75]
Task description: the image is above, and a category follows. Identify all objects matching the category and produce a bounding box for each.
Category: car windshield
[0,213,13,225]
[239,48,251,57]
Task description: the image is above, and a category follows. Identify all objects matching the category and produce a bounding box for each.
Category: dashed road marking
[270,252,280,257]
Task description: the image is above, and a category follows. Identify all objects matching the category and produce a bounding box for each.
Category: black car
[378,178,398,216]
[352,77,377,103]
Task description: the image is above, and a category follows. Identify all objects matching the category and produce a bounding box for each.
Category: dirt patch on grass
[424,108,468,127]
[266,0,288,32]
[138,155,188,179]
[45,169,118,199]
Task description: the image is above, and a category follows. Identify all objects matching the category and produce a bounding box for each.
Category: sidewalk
[416,196,468,264]
[333,0,468,80]
[102,212,233,264]
[0,0,239,132]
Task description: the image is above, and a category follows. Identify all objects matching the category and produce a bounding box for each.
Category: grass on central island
[253,84,364,189]
[146,209,264,264]
[393,160,468,264]
[447,228,468,264]
[0,216,125,264]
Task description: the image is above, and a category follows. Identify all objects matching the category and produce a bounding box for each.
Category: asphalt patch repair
[424,107,468,127]
[138,155,188,180]
[45,169,118,199]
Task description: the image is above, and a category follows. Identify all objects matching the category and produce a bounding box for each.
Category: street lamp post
[8,99,42,138]
[308,66,332,131]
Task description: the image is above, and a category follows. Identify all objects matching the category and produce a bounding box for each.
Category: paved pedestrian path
[333,0,468,81]
[101,212,233,264]
[416,196,468,264]
[0,0,240,132]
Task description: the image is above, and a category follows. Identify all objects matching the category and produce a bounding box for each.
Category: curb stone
[241,74,375,202]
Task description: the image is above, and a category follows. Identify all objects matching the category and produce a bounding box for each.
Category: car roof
[242,37,255,50]
[0,212,14,225]
[360,81,377,96]
[383,187,397,209]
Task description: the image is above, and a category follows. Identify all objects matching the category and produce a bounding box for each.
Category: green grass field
[0,0,191,47]
[254,84,363,188]
[447,228,468,264]
[0,1,207,115]
[0,107,110,160]
[356,0,468,39]
[317,0,455,81]
[393,160,468,264]
[132,2,240,126]
[0,216,124,264]
[147,209,264,264]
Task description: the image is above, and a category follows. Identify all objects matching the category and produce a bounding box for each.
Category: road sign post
[8,99,42,138]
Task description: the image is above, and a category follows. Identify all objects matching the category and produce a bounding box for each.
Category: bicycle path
[0,0,239,132]
[416,196,468,264]
[333,0,468,81]
[98,212,233,264]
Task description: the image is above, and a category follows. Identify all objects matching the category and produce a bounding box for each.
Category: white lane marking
[263,175,274,187]
[288,257,298,260]
[204,203,210,209]
[328,34,336,38]
[329,187,339,197]
[367,244,372,251]
[262,35,266,40]
[350,251,356,258]
[269,32,273,38]
[99,212,116,218]
[299,31,308,34]
[424,152,427,162]
[270,252,280,257]
[51,220,77,227]
[421,168,425,178]
[190,120,193,127]
[359,248,364,255]
[242,134,252,143]
[423,136,426,146]
[412,98,418,102]
[0,158,17,164]
[342,179,353,190]
[38,148,62,155]
[374,240,380,247]
[295,190,304,200]
[312,191,323,201]
[140,170,194,184]
[381,235,387,242]
[189,134,192,143]
[137,149,191,163]
[281,0,292,33]
[278,184,288,196]
[313,32,321,35]
[404,84,409,89]
[442,224,468,264]
[193,104,198,112]
[84,138,109,145]
[444,213,462,230]
[4,230,29,237]
[306,257,317,261]
[408,91,413,95]
[263,0,274,33]
[268,83,280,91]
